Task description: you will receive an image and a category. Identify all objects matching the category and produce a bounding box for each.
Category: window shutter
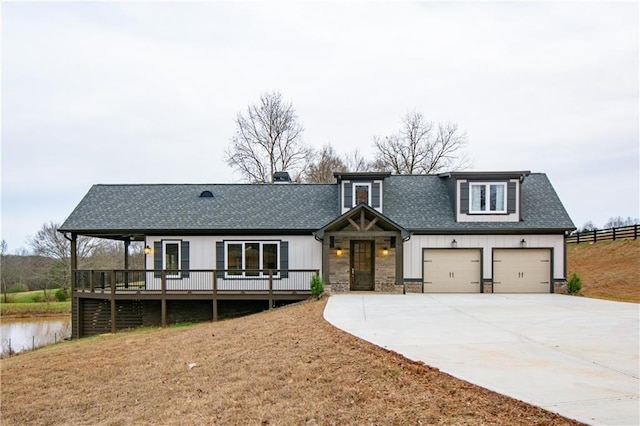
[372,182,381,208]
[507,182,517,213]
[216,242,224,271]
[343,182,352,208]
[460,182,469,214]
[154,241,162,278]
[280,241,289,278]
[181,241,190,278]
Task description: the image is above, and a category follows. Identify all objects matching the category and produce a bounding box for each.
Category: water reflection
[1,317,71,355]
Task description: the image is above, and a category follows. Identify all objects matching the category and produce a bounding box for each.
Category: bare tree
[304,145,347,183]
[225,91,313,183]
[344,149,372,172]
[603,216,640,228]
[27,222,105,291]
[372,111,471,174]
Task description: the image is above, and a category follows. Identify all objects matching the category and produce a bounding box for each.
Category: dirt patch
[1,298,581,425]
[567,239,640,303]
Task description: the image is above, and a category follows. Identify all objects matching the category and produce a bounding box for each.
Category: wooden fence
[566,224,638,244]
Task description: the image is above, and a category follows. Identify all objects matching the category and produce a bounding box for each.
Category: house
[59,170,575,337]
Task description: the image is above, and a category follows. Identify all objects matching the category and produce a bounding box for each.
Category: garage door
[423,249,481,293]
[493,249,551,293]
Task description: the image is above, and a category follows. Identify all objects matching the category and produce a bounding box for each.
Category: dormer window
[354,183,370,205]
[470,182,507,213]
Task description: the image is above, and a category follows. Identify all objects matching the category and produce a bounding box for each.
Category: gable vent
[199,190,214,198]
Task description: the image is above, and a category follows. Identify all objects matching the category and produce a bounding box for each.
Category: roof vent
[273,171,291,183]
[199,190,214,198]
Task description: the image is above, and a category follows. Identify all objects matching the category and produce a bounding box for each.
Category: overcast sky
[2,1,638,252]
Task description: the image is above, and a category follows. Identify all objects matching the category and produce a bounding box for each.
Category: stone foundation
[554,281,568,294]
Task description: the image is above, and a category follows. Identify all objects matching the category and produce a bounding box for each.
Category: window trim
[469,182,507,214]
[224,241,281,278]
[162,240,182,279]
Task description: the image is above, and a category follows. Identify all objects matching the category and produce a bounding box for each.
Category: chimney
[273,171,292,183]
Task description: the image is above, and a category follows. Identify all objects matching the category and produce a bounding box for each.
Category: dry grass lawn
[567,239,640,303]
[1,298,581,426]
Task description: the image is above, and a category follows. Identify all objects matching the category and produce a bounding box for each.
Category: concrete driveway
[324,294,639,426]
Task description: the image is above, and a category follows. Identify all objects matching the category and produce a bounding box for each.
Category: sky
[1,1,638,252]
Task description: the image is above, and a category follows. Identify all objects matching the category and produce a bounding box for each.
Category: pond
[1,316,71,355]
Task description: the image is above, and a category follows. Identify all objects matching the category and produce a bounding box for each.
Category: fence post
[593,229,597,243]
[635,224,638,240]
[576,233,580,244]
[613,227,616,241]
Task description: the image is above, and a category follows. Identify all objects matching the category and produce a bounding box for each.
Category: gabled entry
[314,203,410,292]
[351,240,374,290]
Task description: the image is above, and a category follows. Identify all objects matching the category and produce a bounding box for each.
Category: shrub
[310,274,324,298]
[567,272,583,294]
[55,289,68,302]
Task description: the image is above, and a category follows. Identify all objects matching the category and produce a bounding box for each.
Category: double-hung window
[469,183,506,213]
[225,241,279,277]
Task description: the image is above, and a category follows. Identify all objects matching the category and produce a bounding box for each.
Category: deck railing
[73,269,319,294]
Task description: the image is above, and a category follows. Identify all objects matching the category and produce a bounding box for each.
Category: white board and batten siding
[145,235,322,291]
[404,234,565,282]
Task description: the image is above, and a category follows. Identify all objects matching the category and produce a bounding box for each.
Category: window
[163,241,181,278]
[354,184,370,205]
[225,241,280,277]
[470,183,506,213]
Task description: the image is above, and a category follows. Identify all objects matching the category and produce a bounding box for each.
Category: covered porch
[314,204,410,293]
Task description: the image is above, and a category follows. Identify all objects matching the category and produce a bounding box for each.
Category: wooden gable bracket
[364,217,378,231]
[347,217,360,231]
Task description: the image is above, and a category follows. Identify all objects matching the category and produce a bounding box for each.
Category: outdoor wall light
[451,239,458,248]
[382,247,389,256]
[520,239,527,248]
[336,247,343,256]
[144,245,152,255]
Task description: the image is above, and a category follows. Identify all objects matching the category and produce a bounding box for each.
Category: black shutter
[372,182,381,208]
[280,241,289,278]
[507,182,517,213]
[343,182,352,208]
[460,182,469,214]
[216,242,225,271]
[181,241,190,278]
[154,241,162,278]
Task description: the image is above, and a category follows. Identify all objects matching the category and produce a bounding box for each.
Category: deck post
[110,270,116,333]
[268,270,273,309]
[212,270,218,321]
[161,270,167,327]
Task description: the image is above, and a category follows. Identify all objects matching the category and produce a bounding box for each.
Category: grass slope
[567,239,640,303]
[1,299,580,426]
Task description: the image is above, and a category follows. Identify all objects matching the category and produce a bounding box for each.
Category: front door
[350,240,374,291]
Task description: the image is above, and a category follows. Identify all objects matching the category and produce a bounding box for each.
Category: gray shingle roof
[59,173,575,236]
[384,173,575,231]
[60,184,339,234]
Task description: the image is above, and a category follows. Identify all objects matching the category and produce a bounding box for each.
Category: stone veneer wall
[328,236,399,293]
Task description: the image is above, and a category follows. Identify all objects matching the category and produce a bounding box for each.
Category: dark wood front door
[350,240,374,291]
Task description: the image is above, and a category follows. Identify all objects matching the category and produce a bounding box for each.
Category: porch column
[321,236,330,285]
[70,233,79,338]
[396,235,404,290]
[123,240,130,288]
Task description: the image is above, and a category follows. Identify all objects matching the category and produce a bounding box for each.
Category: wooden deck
[72,269,317,338]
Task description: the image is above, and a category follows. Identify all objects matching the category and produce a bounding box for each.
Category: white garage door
[493,249,551,293]
[423,249,481,293]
